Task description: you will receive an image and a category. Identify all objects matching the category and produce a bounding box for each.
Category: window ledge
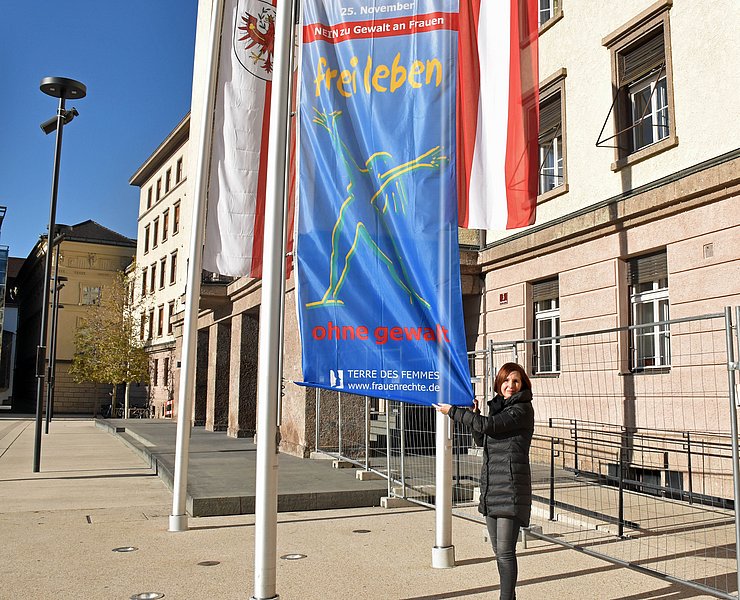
[538,183,569,204]
[531,372,560,379]
[619,367,671,376]
[611,134,678,172]
[539,10,564,35]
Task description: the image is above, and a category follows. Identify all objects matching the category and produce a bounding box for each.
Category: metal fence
[315,308,740,599]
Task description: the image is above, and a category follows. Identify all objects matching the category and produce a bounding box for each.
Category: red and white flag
[203,0,295,278]
[457,0,539,230]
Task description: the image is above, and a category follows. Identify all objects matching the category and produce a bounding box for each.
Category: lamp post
[33,76,86,472]
[44,239,66,434]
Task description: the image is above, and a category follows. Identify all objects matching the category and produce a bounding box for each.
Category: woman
[435,362,534,600]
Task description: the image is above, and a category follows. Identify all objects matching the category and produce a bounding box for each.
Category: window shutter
[628,252,667,285]
[533,278,559,302]
[539,93,561,142]
[620,28,665,85]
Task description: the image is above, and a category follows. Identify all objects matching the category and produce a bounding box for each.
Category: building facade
[14,221,137,414]
[129,115,192,418]
[0,206,15,407]
[478,0,740,429]
[0,255,22,407]
[164,0,739,464]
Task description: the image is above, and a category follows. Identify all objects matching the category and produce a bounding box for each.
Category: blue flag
[296,0,472,406]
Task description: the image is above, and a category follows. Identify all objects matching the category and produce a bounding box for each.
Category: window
[147,187,153,209]
[144,225,150,254]
[176,157,183,183]
[601,1,676,168]
[628,252,670,370]
[173,203,180,234]
[81,285,102,305]
[148,310,154,340]
[150,264,156,293]
[165,168,172,193]
[153,359,159,386]
[538,69,567,199]
[162,210,169,242]
[170,251,178,285]
[158,305,164,337]
[539,93,562,194]
[163,357,170,386]
[153,218,159,248]
[156,178,162,201]
[159,258,166,289]
[532,279,560,373]
[141,267,148,295]
[628,57,668,153]
[167,301,175,334]
[538,0,561,29]
[140,314,146,341]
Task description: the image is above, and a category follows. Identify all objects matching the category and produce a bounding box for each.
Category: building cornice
[479,149,740,270]
[129,113,190,188]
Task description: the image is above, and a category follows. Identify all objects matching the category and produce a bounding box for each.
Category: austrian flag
[457,0,539,230]
[203,0,296,279]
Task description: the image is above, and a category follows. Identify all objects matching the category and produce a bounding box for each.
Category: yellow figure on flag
[306,109,447,309]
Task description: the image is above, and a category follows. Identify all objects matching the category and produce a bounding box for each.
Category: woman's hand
[433,403,452,415]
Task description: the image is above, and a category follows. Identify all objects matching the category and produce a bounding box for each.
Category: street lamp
[44,240,66,434]
[33,76,86,472]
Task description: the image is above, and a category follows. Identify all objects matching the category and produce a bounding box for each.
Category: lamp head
[40,77,86,99]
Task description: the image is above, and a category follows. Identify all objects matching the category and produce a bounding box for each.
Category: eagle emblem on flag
[234,0,276,80]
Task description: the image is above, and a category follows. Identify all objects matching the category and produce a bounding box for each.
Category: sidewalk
[0,416,716,599]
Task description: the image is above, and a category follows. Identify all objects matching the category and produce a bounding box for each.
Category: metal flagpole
[433,27,456,567]
[433,410,455,568]
[251,0,295,595]
[169,0,225,533]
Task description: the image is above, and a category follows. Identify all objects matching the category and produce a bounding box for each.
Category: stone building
[129,115,193,419]
[129,113,237,420]
[13,221,137,414]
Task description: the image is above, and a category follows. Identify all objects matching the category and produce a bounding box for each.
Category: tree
[70,270,149,416]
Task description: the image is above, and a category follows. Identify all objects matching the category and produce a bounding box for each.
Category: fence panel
[453,312,738,599]
[315,311,739,599]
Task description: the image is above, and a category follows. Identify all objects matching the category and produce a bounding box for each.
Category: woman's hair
[493,362,532,395]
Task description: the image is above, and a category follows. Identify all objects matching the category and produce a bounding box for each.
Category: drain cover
[112,546,138,553]
[197,561,221,567]
[352,529,371,534]
[130,594,164,600]
[280,553,307,560]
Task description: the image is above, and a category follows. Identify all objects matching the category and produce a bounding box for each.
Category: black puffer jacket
[449,389,534,526]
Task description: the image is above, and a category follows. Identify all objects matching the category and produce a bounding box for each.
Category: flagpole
[169,0,225,533]
[251,0,295,596]
[433,410,455,567]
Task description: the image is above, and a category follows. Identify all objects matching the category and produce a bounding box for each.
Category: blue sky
[0,1,198,259]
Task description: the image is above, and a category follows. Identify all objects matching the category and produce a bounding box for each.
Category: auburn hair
[493,362,532,395]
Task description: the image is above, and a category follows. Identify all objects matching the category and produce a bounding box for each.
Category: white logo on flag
[330,370,344,389]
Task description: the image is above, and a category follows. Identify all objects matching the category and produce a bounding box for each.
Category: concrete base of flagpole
[169,514,189,532]
[432,545,455,568]
[250,595,279,600]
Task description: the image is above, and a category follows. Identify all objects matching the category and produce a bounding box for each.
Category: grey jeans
[486,516,521,600]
